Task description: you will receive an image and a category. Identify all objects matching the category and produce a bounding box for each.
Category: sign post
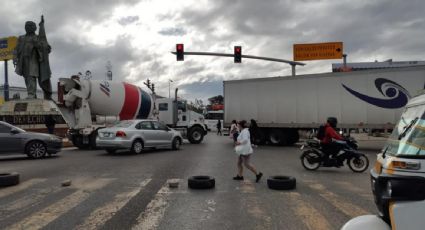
[0,36,18,102]
[293,42,343,61]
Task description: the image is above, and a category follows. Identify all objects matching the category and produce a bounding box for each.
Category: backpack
[316,125,326,140]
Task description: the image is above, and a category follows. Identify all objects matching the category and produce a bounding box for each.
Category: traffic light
[234,46,241,63]
[144,79,151,88]
[176,44,184,61]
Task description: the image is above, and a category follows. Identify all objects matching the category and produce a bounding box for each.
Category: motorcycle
[300,138,369,173]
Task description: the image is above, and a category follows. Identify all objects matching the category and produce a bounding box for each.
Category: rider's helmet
[327,117,338,128]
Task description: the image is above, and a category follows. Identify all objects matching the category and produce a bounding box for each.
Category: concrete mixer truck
[56,77,207,149]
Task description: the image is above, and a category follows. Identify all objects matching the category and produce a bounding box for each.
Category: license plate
[103,133,111,137]
[300,145,305,150]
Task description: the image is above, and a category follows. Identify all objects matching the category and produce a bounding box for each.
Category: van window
[159,103,168,111]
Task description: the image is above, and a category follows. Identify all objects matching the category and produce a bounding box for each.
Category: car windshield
[384,104,425,158]
[113,120,135,128]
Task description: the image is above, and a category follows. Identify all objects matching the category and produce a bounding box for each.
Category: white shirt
[237,128,253,155]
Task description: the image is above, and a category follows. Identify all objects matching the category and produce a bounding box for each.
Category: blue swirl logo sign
[342,78,411,109]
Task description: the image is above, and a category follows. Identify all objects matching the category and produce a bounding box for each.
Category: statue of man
[13,15,52,100]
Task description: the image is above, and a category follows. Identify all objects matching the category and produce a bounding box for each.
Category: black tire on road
[188,126,204,144]
[172,137,182,150]
[188,176,215,189]
[26,141,47,159]
[267,176,296,190]
[131,140,144,154]
[0,172,20,187]
[348,155,370,173]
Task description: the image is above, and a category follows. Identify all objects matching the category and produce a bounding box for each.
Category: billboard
[0,36,18,61]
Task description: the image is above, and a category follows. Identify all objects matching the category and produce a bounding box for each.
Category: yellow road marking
[287,192,332,230]
[8,178,114,230]
[76,179,152,230]
[0,178,46,199]
[308,183,369,217]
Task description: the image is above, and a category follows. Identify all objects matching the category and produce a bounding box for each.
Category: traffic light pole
[171,51,306,76]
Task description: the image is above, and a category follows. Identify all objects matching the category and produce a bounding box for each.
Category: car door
[151,121,173,146]
[135,121,156,147]
[0,123,22,153]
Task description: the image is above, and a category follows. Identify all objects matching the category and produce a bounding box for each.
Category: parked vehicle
[204,110,223,132]
[342,92,425,230]
[57,78,207,149]
[96,119,183,154]
[299,139,369,172]
[224,66,425,146]
[0,121,62,159]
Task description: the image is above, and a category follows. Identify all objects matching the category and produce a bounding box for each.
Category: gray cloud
[117,16,140,26]
[158,27,187,36]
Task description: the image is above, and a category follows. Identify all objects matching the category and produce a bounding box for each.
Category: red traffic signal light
[234,46,242,63]
[176,44,184,61]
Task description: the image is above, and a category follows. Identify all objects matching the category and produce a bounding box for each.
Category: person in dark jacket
[45,114,56,134]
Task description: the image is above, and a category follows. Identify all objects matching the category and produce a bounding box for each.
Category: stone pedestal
[0,99,68,136]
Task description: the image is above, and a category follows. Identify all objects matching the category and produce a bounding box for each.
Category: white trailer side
[224,66,425,145]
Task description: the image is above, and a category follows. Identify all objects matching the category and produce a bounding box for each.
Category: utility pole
[4,60,9,101]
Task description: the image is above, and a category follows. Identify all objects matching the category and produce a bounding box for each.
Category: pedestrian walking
[216,119,222,136]
[230,120,239,143]
[45,114,56,134]
[233,120,263,182]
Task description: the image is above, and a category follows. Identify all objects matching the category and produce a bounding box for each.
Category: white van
[204,110,223,132]
[342,93,425,230]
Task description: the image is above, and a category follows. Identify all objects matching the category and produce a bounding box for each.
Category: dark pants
[322,143,341,158]
[217,128,222,135]
[233,132,239,142]
[47,126,55,134]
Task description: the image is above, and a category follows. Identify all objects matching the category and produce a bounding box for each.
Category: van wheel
[172,137,182,150]
[131,140,144,154]
[188,127,204,144]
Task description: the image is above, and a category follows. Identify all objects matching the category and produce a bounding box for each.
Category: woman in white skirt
[233,120,263,182]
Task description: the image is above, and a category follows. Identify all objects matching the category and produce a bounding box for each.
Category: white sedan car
[96,119,183,154]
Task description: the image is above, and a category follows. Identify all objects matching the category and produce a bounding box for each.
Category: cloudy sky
[1,0,425,102]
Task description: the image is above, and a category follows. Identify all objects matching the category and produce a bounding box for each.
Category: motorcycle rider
[319,117,344,159]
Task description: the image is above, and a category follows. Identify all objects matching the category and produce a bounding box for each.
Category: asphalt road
[0,134,383,230]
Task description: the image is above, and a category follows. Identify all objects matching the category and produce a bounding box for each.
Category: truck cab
[342,93,425,230]
[155,97,207,144]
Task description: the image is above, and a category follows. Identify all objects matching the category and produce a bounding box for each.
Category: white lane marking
[308,182,369,217]
[0,178,46,199]
[0,186,63,221]
[132,179,179,230]
[287,192,332,230]
[76,179,152,230]
[8,178,114,230]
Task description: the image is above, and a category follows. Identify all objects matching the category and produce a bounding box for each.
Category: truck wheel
[269,129,287,145]
[26,141,47,159]
[72,135,89,150]
[0,172,20,187]
[287,129,300,145]
[188,127,204,144]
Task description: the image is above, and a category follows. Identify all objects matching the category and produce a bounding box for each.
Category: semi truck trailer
[224,66,425,145]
